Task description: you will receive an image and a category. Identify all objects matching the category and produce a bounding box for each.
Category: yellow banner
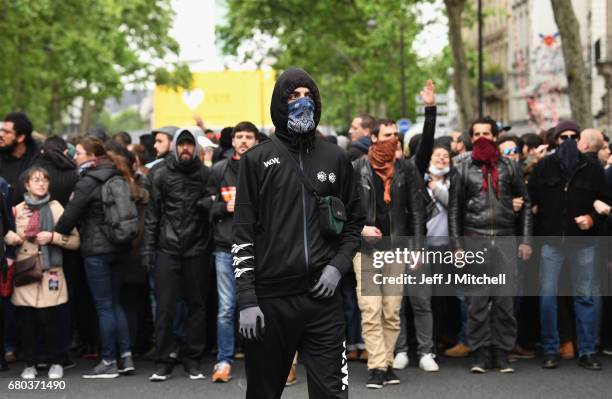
[154,69,276,129]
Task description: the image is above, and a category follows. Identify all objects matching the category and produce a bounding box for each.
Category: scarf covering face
[368,137,398,204]
[471,137,500,197]
[23,193,62,271]
[556,137,580,176]
[287,97,316,136]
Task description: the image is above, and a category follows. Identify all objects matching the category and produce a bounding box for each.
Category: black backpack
[100,175,139,244]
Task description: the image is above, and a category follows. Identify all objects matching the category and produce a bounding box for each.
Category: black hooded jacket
[34,151,78,207]
[142,129,212,260]
[232,67,363,310]
[55,161,130,256]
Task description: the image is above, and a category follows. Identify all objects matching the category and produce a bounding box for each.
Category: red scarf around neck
[368,137,398,204]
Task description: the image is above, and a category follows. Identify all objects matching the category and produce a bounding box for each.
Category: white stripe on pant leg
[341,340,348,390]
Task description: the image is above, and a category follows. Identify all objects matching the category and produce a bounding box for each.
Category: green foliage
[98,108,148,133]
[218,0,451,129]
[0,0,191,133]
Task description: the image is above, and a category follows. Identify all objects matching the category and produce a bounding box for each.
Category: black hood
[39,150,76,171]
[270,67,322,143]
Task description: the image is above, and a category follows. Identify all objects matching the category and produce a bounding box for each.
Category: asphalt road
[0,354,611,399]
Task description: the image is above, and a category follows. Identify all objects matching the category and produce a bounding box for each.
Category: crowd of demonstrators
[1,66,612,398]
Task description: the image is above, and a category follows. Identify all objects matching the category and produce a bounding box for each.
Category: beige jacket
[4,200,80,308]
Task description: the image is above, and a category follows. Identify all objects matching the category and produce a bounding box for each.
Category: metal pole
[400,24,407,117]
[478,0,484,118]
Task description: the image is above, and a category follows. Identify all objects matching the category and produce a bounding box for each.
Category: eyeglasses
[29,177,49,185]
[503,147,520,155]
[560,134,578,141]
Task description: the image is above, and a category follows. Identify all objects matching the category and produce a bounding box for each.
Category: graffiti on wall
[511,15,564,132]
[532,33,564,75]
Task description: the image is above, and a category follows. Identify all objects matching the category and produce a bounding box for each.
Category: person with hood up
[233,67,363,398]
[142,127,212,382]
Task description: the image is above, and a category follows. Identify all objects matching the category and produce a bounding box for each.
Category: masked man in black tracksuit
[142,127,212,381]
[233,68,363,399]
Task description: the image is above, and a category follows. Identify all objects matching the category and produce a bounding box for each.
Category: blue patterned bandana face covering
[287,96,316,135]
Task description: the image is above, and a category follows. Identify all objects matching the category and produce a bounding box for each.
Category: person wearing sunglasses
[498,136,522,163]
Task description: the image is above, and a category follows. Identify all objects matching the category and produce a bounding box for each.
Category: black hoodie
[232,67,363,310]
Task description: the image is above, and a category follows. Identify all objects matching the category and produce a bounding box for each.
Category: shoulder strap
[270,135,320,201]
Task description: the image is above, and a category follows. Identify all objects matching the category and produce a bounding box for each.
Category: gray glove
[239,306,265,340]
[310,265,342,298]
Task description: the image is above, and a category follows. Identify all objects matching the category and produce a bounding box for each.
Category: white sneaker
[48,364,64,379]
[393,352,409,370]
[21,366,37,379]
[419,353,440,372]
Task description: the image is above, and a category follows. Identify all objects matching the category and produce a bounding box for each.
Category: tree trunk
[551,0,592,128]
[444,0,474,129]
[79,98,94,134]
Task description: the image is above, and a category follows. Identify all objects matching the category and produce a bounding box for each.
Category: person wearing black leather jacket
[142,127,212,381]
[233,68,362,399]
[352,80,435,388]
[448,116,533,374]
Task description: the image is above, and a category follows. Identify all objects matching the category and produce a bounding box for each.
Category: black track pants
[245,292,348,399]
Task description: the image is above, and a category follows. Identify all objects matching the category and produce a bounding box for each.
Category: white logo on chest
[317,171,327,182]
[264,157,280,168]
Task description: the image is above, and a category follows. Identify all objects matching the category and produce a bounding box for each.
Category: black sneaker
[149,364,173,382]
[542,354,560,369]
[384,367,400,385]
[186,366,206,380]
[491,349,514,373]
[118,355,135,374]
[82,361,120,379]
[365,368,385,389]
[470,347,491,373]
[578,355,602,371]
[62,358,76,370]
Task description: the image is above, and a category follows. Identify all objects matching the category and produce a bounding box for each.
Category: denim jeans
[340,270,364,351]
[539,244,597,357]
[84,253,132,362]
[215,251,235,364]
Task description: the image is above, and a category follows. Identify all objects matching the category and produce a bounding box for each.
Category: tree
[443,0,474,130]
[218,0,452,128]
[551,0,592,128]
[0,0,191,133]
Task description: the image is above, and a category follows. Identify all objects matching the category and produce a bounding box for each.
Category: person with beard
[0,112,40,206]
[448,116,533,374]
[352,80,435,387]
[143,127,212,381]
[528,120,612,370]
[232,67,363,399]
[206,121,259,383]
